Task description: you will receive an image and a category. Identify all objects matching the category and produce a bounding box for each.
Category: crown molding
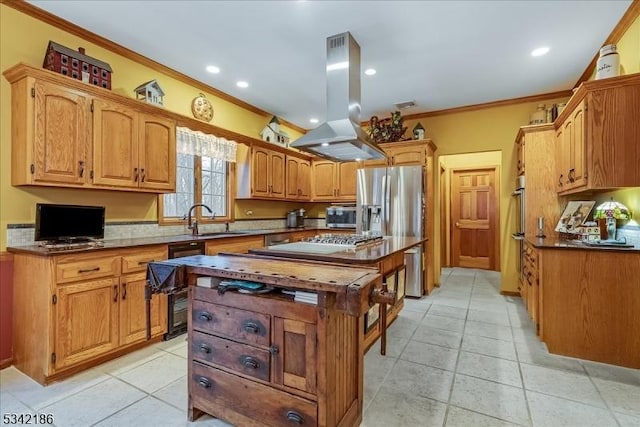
[0,0,307,135]
[574,0,640,88]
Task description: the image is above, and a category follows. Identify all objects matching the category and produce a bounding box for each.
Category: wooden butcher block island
[168,254,386,427]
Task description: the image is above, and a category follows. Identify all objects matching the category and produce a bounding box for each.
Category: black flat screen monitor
[35,203,105,242]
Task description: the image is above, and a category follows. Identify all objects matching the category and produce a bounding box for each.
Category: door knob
[455,222,461,228]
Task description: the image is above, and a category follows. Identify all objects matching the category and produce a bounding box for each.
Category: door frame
[439,163,448,269]
[449,165,501,271]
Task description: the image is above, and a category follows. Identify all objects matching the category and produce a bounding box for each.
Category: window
[159,153,232,224]
[160,127,237,225]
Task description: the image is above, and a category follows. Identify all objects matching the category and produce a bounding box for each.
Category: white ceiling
[29,0,632,130]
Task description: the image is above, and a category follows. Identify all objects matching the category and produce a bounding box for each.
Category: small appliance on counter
[286,208,306,228]
[325,206,357,228]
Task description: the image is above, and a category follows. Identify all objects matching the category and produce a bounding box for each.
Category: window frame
[158,155,235,226]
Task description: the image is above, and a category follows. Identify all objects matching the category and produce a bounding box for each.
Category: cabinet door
[251,147,270,197]
[555,127,568,192]
[138,114,176,192]
[273,317,317,395]
[55,277,119,370]
[388,146,425,166]
[336,161,357,200]
[569,100,587,190]
[120,272,167,345]
[516,136,525,176]
[298,159,311,200]
[286,156,300,199]
[270,151,286,198]
[92,99,139,188]
[33,81,90,185]
[312,161,337,200]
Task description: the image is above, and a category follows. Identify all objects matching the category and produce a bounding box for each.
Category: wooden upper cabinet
[138,114,176,191]
[250,147,285,199]
[311,160,357,201]
[360,140,430,168]
[554,75,640,195]
[336,161,358,200]
[10,78,91,186]
[286,156,311,200]
[311,160,336,200]
[92,98,139,188]
[516,135,525,176]
[4,64,176,194]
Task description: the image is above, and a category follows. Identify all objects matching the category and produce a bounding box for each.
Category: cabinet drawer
[192,330,270,382]
[121,246,167,274]
[56,255,120,283]
[191,362,317,427]
[192,300,270,347]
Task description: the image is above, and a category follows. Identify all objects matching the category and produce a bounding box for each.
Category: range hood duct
[290,32,387,162]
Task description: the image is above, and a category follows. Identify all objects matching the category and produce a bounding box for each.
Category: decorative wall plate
[191,93,213,122]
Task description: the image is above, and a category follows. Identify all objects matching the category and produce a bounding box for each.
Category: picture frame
[554,201,596,233]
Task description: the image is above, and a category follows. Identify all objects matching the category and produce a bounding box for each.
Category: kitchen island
[248,235,426,351]
[162,254,384,427]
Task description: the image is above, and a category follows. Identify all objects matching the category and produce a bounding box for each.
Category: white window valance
[176,126,237,162]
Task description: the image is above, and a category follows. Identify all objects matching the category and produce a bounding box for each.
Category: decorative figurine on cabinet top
[134,80,165,107]
[191,93,214,122]
[43,40,112,89]
[260,116,290,146]
[412,122,425,140]
[368,111,408,143]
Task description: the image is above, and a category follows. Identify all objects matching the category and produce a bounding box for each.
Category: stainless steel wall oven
[165,241,205,339]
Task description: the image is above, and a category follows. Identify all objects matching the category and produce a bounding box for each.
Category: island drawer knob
[199,312,213,322]
[241,356,260,369]
[199,344,211,354]
[286,411,304,424]
[243,321,261,334]
[197,377,211,389]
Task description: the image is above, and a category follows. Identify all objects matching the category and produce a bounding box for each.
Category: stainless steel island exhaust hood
[290,32,387,162]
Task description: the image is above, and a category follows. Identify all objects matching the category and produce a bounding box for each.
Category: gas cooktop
[304,234,383,247]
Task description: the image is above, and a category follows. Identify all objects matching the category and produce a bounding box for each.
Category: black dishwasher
[165,241,205,339]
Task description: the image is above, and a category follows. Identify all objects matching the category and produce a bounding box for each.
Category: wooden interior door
[451,168,498,270]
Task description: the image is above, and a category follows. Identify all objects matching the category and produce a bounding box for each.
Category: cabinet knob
[78,160,85,178]
[269,345,279,355]
[140,168,146,183]
[199,343,211,354]
[199,312,213,322]
[197,377,211,389]
[134,167,139,182]
[113,285,118,302]
[286,411,304,425]
[558,174,564,186]
[243,321,261,334]
[241,356,260,369]
[121,283,127,300]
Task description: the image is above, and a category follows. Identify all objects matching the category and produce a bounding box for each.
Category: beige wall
[0,5,302,251]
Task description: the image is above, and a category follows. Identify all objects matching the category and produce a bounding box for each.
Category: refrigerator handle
[384,172,391,234]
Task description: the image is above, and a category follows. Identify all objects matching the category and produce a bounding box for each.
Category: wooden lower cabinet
[189,286,362,427]
[12,246,168,384]
[205,235,265,255]
[531,244,640,368]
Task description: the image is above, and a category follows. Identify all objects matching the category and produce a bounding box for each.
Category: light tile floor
[2,267,639,426]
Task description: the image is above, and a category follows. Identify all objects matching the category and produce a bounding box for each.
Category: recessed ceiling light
[236,81,249,88]
[310,118,319,124]
[531,47,550,57]
[205,65,220,74]
[364,68,376,76]
[321,142,329,147]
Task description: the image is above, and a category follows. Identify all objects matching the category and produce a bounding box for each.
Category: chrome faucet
[187,203,214,236]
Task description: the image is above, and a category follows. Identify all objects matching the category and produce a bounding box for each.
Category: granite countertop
[6,227,342,256]
[526,237,640,252]
[247,236,427,264]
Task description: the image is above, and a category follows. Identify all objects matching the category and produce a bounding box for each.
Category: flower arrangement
[368,111,408,143]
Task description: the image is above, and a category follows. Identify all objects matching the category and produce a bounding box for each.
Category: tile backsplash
[6,218,325,247]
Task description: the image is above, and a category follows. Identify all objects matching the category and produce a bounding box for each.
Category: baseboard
[0,356,13,370]
[500,290,521,297]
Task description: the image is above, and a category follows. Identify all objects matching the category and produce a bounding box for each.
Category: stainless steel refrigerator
[356,166,424,296]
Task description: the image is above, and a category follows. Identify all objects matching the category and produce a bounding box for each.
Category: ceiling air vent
[394,100,417,110]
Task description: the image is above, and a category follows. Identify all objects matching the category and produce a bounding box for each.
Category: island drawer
[191,361,317,427]
[191,330,270,382]
[192,300,271,347]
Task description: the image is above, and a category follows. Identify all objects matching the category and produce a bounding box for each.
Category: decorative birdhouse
[43,41,112,89]
[260,116,290,146]
[134,80,165,107]
[412,122,425,140]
